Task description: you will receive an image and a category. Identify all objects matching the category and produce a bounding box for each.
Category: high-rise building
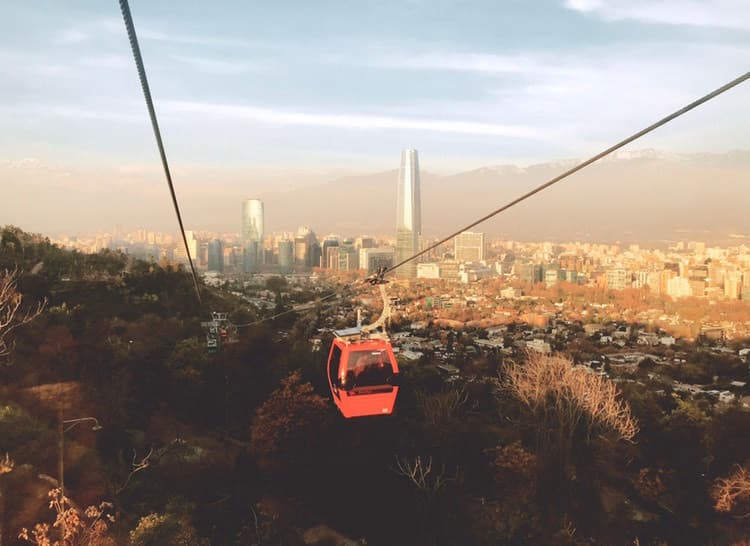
[309,240,321,268]
[454,231,485,263]
[724,271,742,299]
[326,247,341,270]
[321,237,340,268]
[198,242,208,267]
[338,241,357,271]
[607,268,628,291]
[741,271,750,301]
[395,149,421,279]
[544,267,560,287]
[293,226,316,267]
[242,199,264,273]
[518,263,543,284]
[278,240,294,273]
[667,276,692,298]
[294,236,308,266]
[223,246,237,269]
[207,239,224,273]
[355,237,375,250]
[175,230,198,265]
[359,247,395,274]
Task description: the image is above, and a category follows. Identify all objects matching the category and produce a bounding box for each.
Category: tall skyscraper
[395,149,422,279]
[242,199,264,273]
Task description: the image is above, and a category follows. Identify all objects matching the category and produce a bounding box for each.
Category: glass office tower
[242,199,264,273]
[395,149,422,279]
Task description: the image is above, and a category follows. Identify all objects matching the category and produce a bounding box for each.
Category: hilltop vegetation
[1,226,750,545]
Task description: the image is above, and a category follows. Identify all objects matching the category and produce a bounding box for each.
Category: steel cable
[119,0,203,305]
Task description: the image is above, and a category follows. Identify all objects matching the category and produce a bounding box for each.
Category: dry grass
[18,488,114,546]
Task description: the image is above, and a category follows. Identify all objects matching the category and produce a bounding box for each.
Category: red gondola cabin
[326,333,400,418]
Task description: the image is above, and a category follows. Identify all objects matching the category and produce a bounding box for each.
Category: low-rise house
[637,333,659,346]
[399,350,423,361]
[660,336,676,347]
[436,363,459,376]
[526,339,551,354]
[719,391,736,404]
[487,326,508,337]
[475,338,505,349]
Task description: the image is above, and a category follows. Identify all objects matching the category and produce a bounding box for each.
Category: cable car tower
[201,312,239,353]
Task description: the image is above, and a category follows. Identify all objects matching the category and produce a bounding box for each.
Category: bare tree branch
[393,456,454,498]
[115,447,153,495]
[416,386,472,427]
[0,268,45,362]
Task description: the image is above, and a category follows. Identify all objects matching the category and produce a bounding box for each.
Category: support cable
[234,291,341,328]
[119,0,202,305]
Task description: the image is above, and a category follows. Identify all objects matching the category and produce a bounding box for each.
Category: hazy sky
[1,1,749,234]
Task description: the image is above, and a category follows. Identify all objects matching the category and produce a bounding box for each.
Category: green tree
[264,276,287,296]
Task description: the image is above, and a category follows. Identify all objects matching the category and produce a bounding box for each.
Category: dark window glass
[343,349,394,389]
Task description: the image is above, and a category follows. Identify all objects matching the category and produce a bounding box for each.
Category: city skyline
[45,222,750,303]
[11,148,748,244]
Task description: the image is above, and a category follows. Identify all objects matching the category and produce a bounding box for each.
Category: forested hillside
[1,226,750,546]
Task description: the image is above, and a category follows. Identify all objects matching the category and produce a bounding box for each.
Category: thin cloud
[78,55,131,69]
[136,27,270,49]
[324,50,584,76]
[171,55,265,75]
[352,51,588,77]
[563,0,750,31]
[53,29,89,45]
[0,50,131,77]
[97,17,271,49]
[0,104,141,124]
[160,100,542,138]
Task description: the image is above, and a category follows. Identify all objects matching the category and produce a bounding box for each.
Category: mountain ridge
[2,150,748,242]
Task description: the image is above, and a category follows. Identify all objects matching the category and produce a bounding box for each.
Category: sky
[1,0,749,234]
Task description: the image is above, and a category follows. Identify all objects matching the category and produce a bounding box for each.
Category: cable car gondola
[326,281,399,418]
